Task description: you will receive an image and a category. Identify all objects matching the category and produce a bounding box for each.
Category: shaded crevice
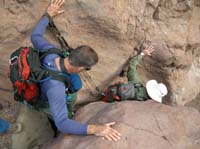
[186,92,200,112]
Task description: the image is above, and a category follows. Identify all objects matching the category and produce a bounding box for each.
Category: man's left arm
[31,16,56,51]
[31,0,65,51]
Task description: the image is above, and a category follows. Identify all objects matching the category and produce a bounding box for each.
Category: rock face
[12,105,54,149]
[0,0,200,148]
[0,102,54,149]
[43,101,200,149]
[0,0,199,106]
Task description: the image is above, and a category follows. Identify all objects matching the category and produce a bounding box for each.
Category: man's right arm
[127,45,154,83]
[127,54,144,84]
[43,80,88,135]
[39,0,121,140]
[42,79,121,140]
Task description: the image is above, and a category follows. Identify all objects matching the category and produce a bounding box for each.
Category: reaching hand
[142,45,155,56]
[87,122,121,141]
[47,0,65,17]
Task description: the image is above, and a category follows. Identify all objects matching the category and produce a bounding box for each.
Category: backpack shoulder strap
[35,47,71,87]
[39,48,65,60]
[59,58,68,73]
[47,69,70,88]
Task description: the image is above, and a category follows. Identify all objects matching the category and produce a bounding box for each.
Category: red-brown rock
[43,101,200,149]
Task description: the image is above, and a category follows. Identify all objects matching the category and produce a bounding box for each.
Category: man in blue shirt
[31,0,121,141]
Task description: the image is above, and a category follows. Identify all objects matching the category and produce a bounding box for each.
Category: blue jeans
[0,118,10,134]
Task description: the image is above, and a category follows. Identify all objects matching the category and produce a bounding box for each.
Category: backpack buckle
[9,56,18,65]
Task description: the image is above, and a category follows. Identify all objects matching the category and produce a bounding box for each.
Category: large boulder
[0,101,54,149]
[11,105,54,149]
[0,0,200,147]
[43,101,200,149]
[0,0,199,106]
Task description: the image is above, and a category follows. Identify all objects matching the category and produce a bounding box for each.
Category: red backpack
[8,47,70,104]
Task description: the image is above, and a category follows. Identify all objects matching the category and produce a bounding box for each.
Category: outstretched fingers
[58,10,65,14]
[106,127,121,141]
[146,45,154,51]
[54,0,64,7]
[145,45,155,55]
[105,122,115,127]
[104,123,121,141]
[149,46,155,54]
[47,0,65,17]
[91,122,121,141]
[110,129,121,140]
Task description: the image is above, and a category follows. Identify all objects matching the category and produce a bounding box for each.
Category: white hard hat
[146,80,168,103]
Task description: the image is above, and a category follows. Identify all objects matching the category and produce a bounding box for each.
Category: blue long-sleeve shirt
[31,16,87,135]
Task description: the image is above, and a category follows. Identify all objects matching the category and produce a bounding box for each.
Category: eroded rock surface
[12,105,54,149]
[43,101,200,149]
[0,0,200,148]
[0,0,199,105]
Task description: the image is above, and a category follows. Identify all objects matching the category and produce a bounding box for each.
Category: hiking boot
[9,122,23,134]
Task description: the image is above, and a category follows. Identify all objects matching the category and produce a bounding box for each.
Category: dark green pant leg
[66,92,78,118]
[33,100,53,119]
[32,93,78,119]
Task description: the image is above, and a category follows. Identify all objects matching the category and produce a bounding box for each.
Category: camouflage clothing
[127,54,149,100]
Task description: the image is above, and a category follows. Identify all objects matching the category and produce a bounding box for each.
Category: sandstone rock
[187,93,200,112]
[0,0,199,106]
[0,0,199,148]
[194,0,200,7]
[43,101,200,149]
[12,104,54,149]
[0,0,199,139]
[17,0,29,3]
[0,90,54,149]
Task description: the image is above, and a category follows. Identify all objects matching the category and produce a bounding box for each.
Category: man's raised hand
[47,0,65,17]
[143,45,155,56]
